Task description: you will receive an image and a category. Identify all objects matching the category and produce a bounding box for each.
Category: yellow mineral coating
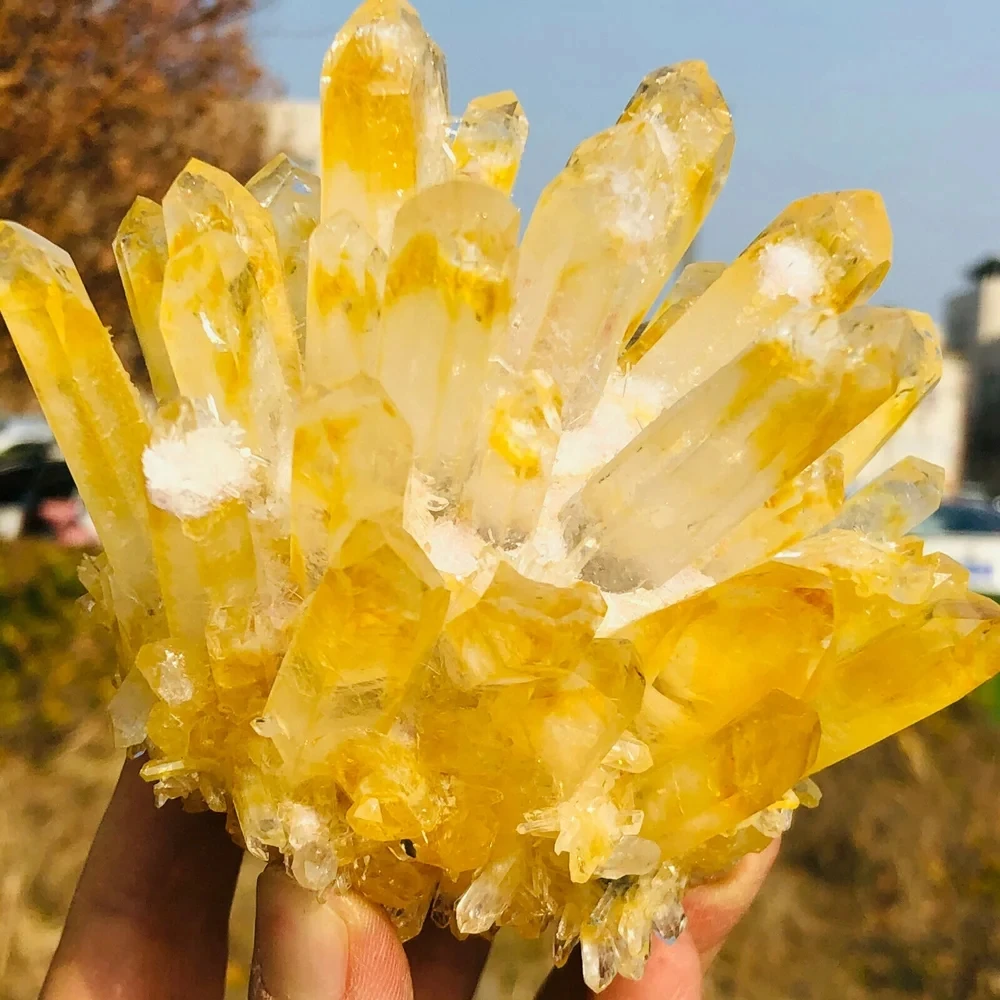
[620,260,726,370]
[306,211,385,387]
[4,2,1000,991]
[377,179,519,506]
[114,197,178,403]
[464,368,563,547]
[320,0,450,248]
[452,91,529,195]
[248,154,322,349]
[290,377,413,593]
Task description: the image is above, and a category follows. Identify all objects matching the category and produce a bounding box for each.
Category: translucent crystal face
[0,0,997,992]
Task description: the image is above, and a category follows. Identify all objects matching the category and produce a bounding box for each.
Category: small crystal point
[452,90,529,195]
[824,456,944,543]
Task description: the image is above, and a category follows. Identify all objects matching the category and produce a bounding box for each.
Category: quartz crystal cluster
[2,0,998,991]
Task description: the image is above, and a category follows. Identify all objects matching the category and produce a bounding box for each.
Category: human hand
[41,759,778,1000]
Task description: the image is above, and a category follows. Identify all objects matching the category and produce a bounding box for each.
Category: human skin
[41,758,779,1000]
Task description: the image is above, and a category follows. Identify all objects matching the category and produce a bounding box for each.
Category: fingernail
[252,865,350,1000]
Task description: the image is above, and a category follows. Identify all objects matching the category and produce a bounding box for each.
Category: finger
[42,757,243,1000]
[682,837,780,967]
[251,864,413,1000]
[602,934,703,1000]
[405,923,491,1000]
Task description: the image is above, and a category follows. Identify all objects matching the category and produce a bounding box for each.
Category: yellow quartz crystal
[306,212,385,387]
[631,191,892,413]
[452,91,529,195]
[3,2,998,992]
[114,197,178,403]
[376,179,519,506]
[290,377,413,592]
[620,260,726,370]
[320,0,451,248]
[0,223,160,651]
[248,154,322,350]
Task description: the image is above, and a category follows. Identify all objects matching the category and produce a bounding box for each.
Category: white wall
[262,101,321,173]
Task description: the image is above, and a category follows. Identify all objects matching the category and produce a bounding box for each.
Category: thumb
[250,864,413,1000]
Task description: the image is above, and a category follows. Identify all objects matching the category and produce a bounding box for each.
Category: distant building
[943,257,1000,496]
[262,101,321,172]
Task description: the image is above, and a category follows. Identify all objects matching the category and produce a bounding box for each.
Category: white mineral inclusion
[757,238,827,305]
[142,420,260,519]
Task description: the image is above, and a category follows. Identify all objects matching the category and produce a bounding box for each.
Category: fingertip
[682,837,780,963]
[602,932,703,1000]
[252,866,412,1000]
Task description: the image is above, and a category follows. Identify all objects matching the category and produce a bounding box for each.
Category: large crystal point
[114,197,178,403]
[808,599,1000,772]
[638,690,820,859]
[376,179,519,507]
[562,306,907,592]
[631,191,892,411]
[159,229,293,496]
[502,62,733,428]
[452,91,529,195]
[164,158,302,395]
[833,308,941,481]
[625,562,833,750]
[823,456,944,543]
[320,0,451,248]
[0,223,159,645]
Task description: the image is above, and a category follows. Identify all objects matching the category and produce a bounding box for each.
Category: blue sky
[252,0,1000,323]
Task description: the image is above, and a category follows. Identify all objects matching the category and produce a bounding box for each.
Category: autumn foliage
[0,0,267,406]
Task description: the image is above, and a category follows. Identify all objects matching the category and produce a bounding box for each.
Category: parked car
[0,415,96,544]
[913,500,1000,597]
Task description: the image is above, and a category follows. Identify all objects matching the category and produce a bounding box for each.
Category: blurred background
[0,1,999,998]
